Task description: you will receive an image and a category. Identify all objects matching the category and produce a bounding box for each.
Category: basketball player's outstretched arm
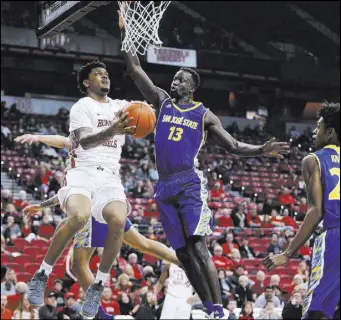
[263,155,323,271]
[15,134,71,149]
[23,195,60,218]
[205,110,290,158]
[119,14,167,107]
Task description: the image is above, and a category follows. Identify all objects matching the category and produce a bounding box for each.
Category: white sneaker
[191,309,211,319]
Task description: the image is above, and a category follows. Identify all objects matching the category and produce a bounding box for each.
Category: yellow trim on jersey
[310,153,322,177]
[193,109,208,167]
[324,145,340,155]
[172,100,202,113]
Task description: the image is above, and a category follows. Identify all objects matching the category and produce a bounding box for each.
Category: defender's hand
[263,252,290,272]
[262,137,290,159]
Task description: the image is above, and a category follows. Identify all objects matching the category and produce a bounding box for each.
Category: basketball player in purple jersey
[119,14,290,319]
[264,102,340,319]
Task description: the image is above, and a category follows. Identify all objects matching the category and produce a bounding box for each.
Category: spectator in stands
[38,213,55,240]
[231,204,248,228]
[254,286,281,308]
[282,291,303,320]
[239,237,256,259]
[279,187,296,207]
[289,274,303,294]
[1,124,12,150]
[269,275,281,288]
[222,232,239,256]
[210,181,225,201]
[2,204,19,225]
[53,279,66,308]
[13,190,29,212]
[273,285,285,308]
[297,260,309,282]
[247,209,262,228]
[227,300,238,320]
[238,301,254,320]
[262,199,273,216]
[115,273,132,298]
[135,291,158,320]
[256,301,282,319]
[251,271,266,298]
[230,265,246,287]
[218,209,234,228]
[56,292,81,320]
[142,180,154,199]
[1,294,13,320]
[293,283,308,301]
[234,275,253,308]
[13,293,39,320]
[230,248,244,270]
[130,180,145,198]
[212,245,233,271]
[282,208,297,229]
[298,241,311,260]
[72,287,85,313]
[48,171,63,197]
[38,291,57,319]
[20,216,33,238]
[128,253,143,280]
[218,269,233,307]
[101,287,120,316]
[119,292,134,316]
[2,215,21,245]
[31,165,50,199]
[266,233,281,254]
[261,215,273,229]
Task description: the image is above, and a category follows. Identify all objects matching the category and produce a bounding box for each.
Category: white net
[118,1,171,56]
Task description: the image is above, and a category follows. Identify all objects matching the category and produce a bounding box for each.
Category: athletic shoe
[81,280,104,318]
[27,270,48,307]
[191,309,211,319]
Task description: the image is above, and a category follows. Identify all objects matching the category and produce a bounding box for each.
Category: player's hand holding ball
[111,110,137,136]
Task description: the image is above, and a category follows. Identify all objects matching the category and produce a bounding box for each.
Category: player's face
[170,71,194,98]
[313,117,329,150]
[86,67,110,95]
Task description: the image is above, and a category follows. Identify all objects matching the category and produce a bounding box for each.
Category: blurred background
[1,1,339,319]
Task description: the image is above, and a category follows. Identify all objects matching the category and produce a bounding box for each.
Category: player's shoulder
[302,154,320,173]
[71,97,93,111]
[108,97,130,109]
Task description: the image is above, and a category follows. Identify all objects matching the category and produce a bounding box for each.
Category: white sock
[94,270,109,284]
[39,260,53,276]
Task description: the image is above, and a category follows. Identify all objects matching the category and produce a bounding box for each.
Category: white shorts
[160,294,192,320]
[59,166,127,224]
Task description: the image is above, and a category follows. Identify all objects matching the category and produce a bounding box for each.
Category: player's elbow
[139,238,152,252]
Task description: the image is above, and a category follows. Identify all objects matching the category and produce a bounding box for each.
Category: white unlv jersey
[69,96,129,169]
[167,264,193,299]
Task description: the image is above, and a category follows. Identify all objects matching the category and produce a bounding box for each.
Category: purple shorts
[73,217,132,248]
[154,169,213,250]
[302,228,340,319]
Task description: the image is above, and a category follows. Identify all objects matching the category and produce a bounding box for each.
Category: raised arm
[263,155,323,270]
[205,110,290,158]
[119,12,167,107]
[15,134,71,149]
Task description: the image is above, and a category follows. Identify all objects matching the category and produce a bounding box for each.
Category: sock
[203,301,214,315]
[39,260,53,276]
[97,306,114,320]
[94,270,109,284]
[213,304,224,318]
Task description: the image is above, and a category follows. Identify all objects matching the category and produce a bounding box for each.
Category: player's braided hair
[77,61,107,95]
[180,67,200,91]
[319,101,340,141]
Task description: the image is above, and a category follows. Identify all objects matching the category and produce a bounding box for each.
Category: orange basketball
[122,101,156,139]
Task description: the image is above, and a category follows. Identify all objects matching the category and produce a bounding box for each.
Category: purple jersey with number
[155,97,208,177]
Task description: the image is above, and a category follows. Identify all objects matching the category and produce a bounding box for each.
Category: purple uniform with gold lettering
[302,145,340,319]
[154,95,212,250]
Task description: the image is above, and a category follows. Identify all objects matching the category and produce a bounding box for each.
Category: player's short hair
[319,101,340,141]
[180,67,200,91]
[77,61,107,94]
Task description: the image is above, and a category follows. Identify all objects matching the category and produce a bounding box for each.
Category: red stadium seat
[5,246,21,254]
[38,225,55,239]
[16,272,32,283]
[24,263,41,275]
[53,264,66,278]
[22,246,42,256]
[31,239,49,248]
[144,254,159,266]
[13,254,34,265]
[1,254,12,264]
[5,262,24,273]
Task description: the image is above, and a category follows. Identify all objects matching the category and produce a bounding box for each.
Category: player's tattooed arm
[284,155,323,258]
[119,14,167,107]
[74,113,135,150]
[41,194,60,208]
[205,111,290,158]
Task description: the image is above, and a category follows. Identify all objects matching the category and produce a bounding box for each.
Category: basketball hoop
[118,1,171,56]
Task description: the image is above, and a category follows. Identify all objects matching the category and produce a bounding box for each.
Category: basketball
[122,101,156,139]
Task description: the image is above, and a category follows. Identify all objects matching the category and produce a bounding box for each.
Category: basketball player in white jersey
[26,61,136,318]
[156,261,195,319]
